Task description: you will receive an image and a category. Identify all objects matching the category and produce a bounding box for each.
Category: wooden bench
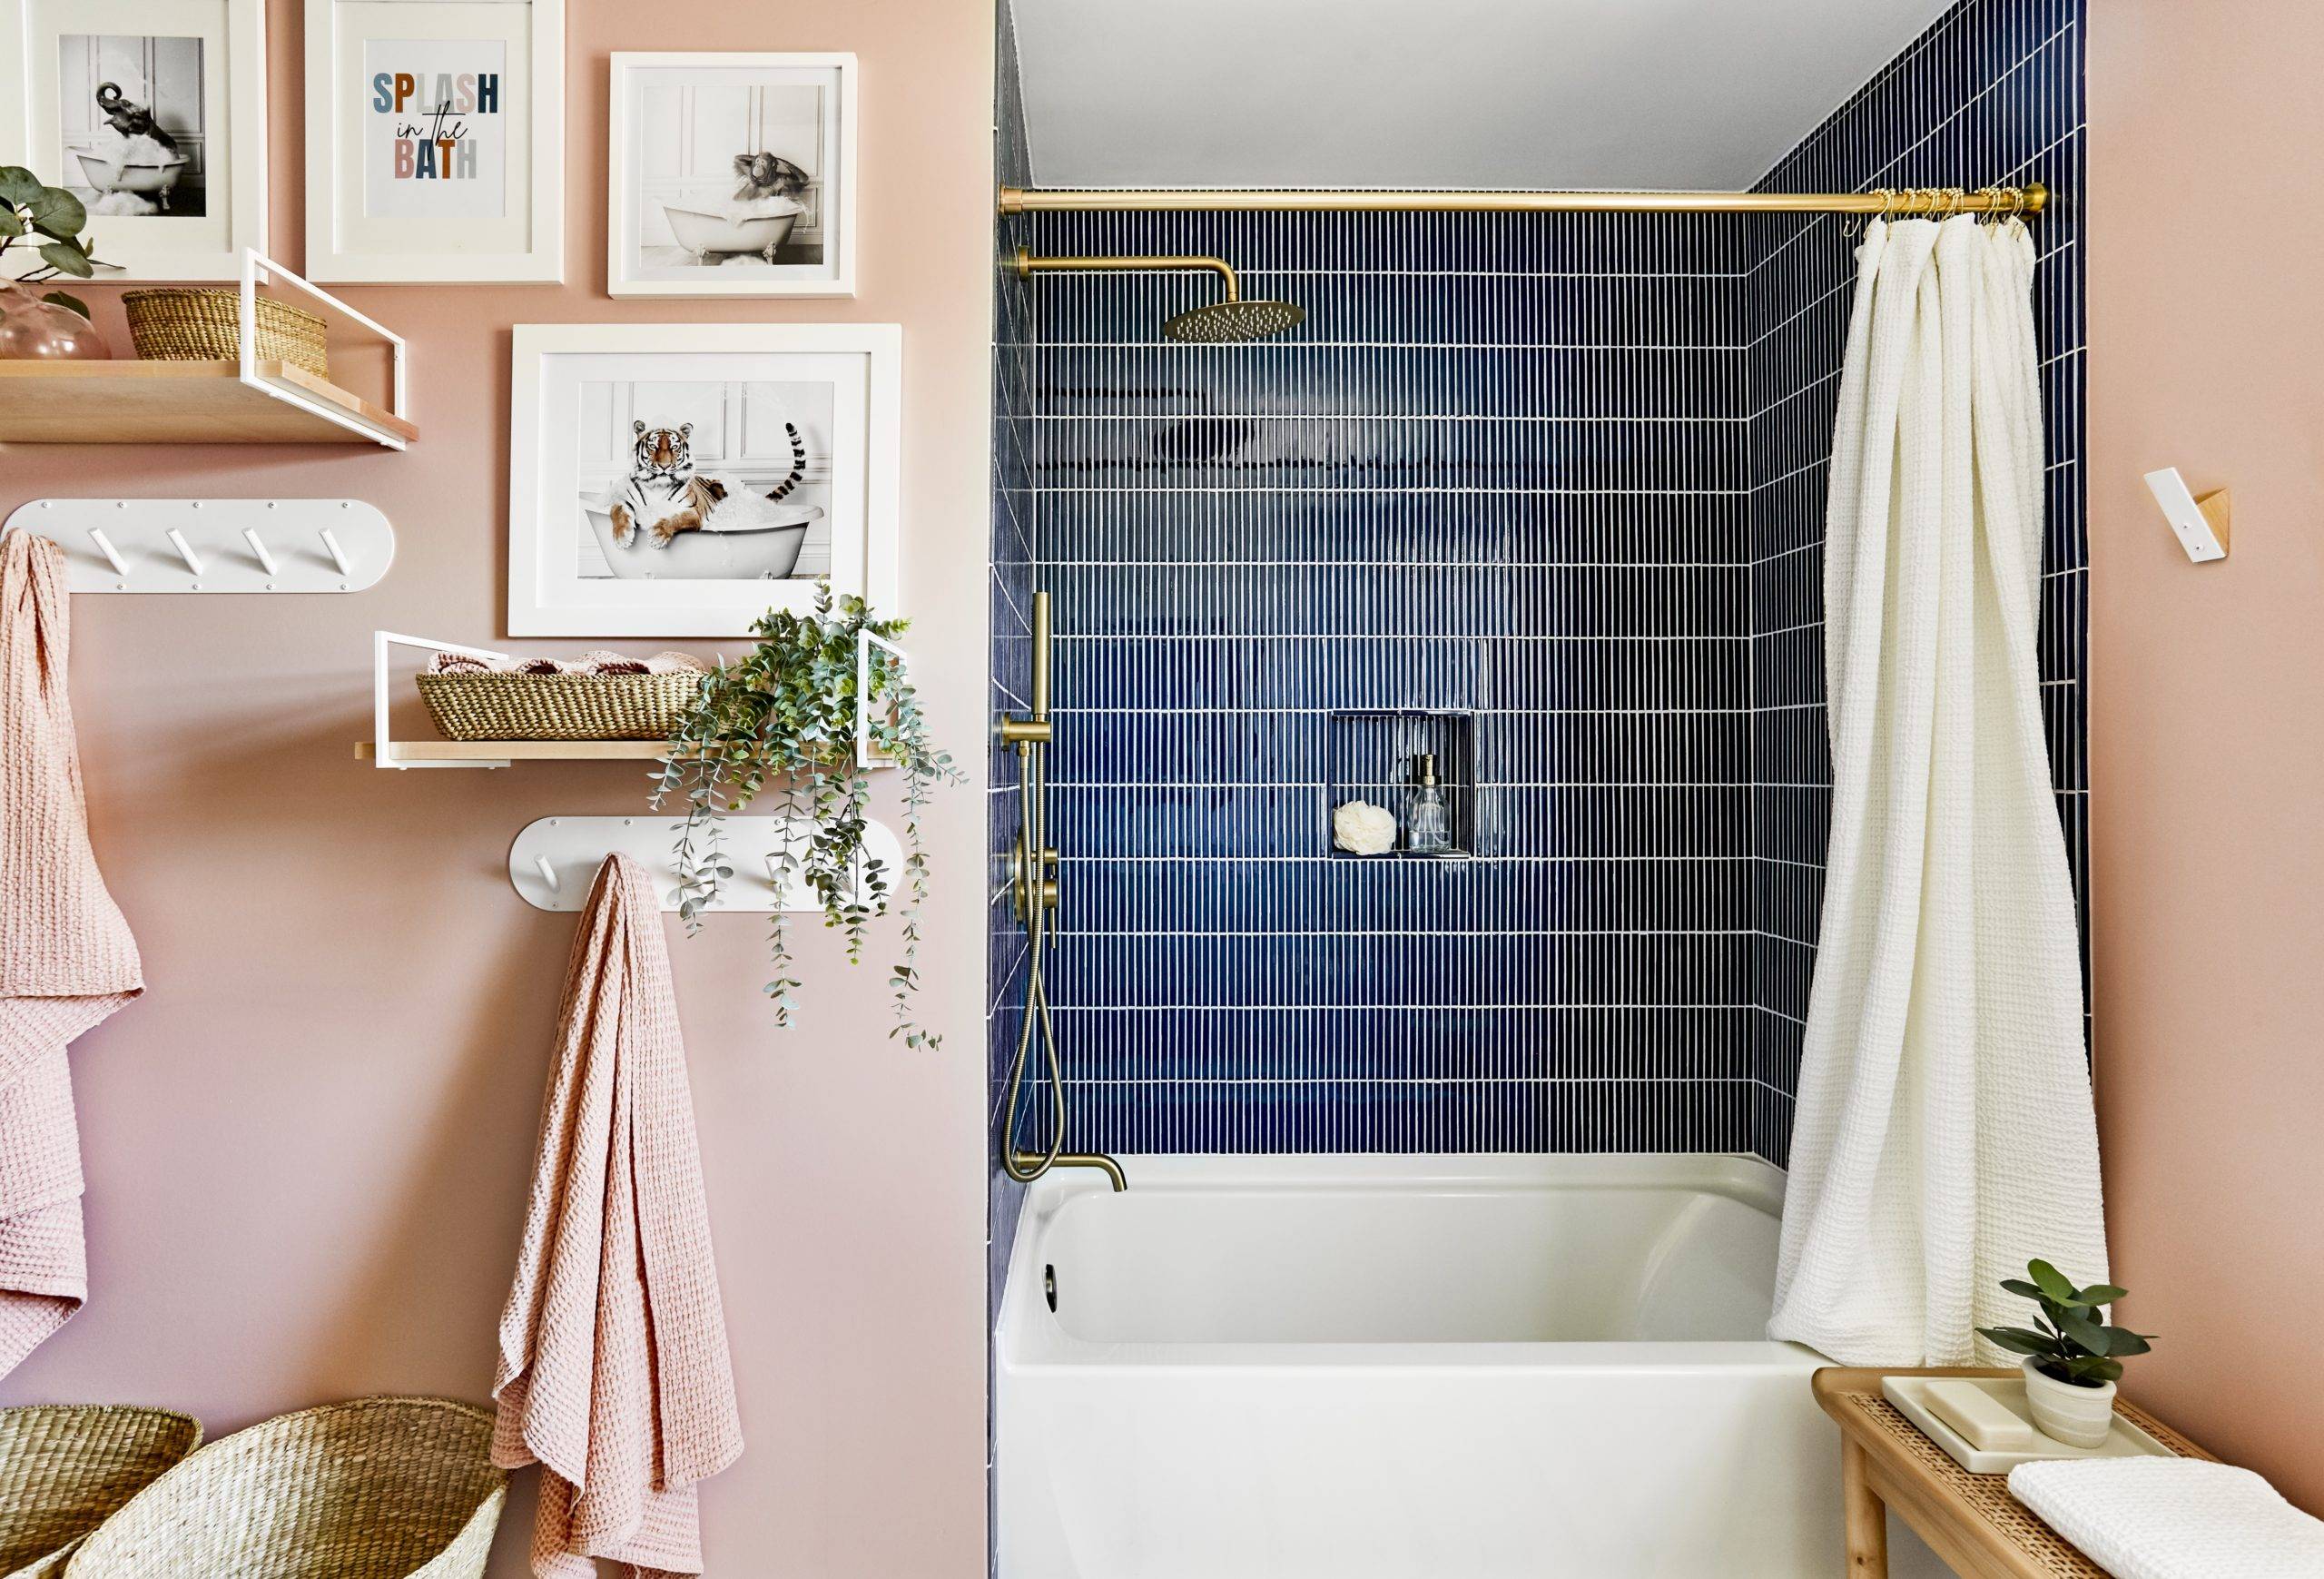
[1811,1367,2215,1577]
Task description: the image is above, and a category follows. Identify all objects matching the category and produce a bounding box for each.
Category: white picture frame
[0,0,266,281]
[607,51,857,299]
[507,322,901,637]
[303,0,563,282]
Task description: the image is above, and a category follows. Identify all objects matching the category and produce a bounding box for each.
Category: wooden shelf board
[358,739,669,763]
[0,360,417,446]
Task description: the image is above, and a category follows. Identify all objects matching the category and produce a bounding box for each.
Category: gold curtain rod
[998,183,2047,217]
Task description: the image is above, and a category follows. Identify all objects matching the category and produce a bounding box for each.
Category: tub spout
[1018,1150,1127,1192]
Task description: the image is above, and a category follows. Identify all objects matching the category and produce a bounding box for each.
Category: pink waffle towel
[0,532,143,1378]
[492,854,743,1579]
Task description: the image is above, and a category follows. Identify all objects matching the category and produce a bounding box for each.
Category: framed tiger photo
[507,321,901,637]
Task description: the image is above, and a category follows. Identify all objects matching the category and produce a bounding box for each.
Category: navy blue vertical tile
[990,0,2086,1169]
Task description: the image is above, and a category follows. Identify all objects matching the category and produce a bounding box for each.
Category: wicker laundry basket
[64,1396,505,1579]
[416,669,704,741]
[121,290,330,382]
[0,1406,202,1579]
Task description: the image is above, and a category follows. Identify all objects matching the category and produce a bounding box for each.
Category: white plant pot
[2022,1357,2116,1448]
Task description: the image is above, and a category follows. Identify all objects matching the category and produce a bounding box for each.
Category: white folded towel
[2008,1458,2324,1579]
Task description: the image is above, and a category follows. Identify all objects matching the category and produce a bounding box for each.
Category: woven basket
[64,1396,504,1579]
[416,670,702,741]
[0,1407,202,1579]
[121,290,330,381]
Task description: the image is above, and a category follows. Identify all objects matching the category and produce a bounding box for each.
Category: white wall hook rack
[508,815,908,913]
[2,500,395,593]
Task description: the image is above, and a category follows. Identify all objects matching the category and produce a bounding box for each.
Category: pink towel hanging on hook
[492,853,742,1579]
[0,530,143,1378]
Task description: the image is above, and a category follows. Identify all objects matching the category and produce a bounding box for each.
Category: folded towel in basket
[0,532,143,1380]
[428,649,707,677]
[2008,1457,2324,1578]
[492,854,742,1579]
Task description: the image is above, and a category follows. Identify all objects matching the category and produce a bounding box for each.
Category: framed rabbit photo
[607,52,858,298]
[0,0,269,280]
[302,0,565,281]
[507,322,901,637]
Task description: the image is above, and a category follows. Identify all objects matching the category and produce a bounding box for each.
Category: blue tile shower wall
[988,0,1032,1312]
[1742,0,2088,1168]
[1018,209,1762,1154]
[992,0,2087,1163]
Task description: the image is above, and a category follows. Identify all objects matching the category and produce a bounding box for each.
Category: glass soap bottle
[1406,753,1452,854]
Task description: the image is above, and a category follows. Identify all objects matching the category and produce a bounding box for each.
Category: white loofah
[1333,799,1397,855]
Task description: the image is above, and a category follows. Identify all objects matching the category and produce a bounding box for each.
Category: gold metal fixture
[997,591,1125,1192]
[1010,246,1305,343]
[1000,183,2048,217]
[1011,843,1059,926]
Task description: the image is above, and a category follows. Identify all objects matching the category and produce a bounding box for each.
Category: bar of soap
[1924,1380,2039,1451]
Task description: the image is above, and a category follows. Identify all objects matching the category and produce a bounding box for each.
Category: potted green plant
[0,167,108,360]
[653,588,958,1047]
[1977,1259,2155,1448]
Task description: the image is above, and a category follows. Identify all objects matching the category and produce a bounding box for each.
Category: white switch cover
[2142,468,2230,563]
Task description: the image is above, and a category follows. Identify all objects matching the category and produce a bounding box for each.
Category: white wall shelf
[0,252,414,449]
[4,499,394,593]
[508,814,904,913]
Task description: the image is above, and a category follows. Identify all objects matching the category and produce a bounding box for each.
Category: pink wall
[2088,0,2324,1515]
[0,1,995,1573]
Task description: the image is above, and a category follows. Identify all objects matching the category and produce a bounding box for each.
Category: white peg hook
[85,529,129,576]
[164,528,205,576]
[241,528,278,576]
[534,855,560,893]
[319,528,353,577]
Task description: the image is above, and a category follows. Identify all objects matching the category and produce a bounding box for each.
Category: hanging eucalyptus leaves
[653,587,959,1046]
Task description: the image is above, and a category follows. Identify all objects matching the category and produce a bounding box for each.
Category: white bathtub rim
[998,1151,1822,1370]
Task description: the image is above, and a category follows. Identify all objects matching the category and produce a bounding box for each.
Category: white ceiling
[1009,0,1956,191]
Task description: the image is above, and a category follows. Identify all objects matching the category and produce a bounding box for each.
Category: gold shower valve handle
[1011,842,1060,927]
[999,715,1052,747]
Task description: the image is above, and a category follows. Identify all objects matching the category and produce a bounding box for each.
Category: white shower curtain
[1767,214,2108,1367]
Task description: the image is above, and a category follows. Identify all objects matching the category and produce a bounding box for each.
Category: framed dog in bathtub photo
[0,0,267,279]
[507,322,900,637]
[607,52,857,298]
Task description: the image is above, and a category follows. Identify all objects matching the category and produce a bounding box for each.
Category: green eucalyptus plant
[652,587,960,1047]
[1979,1259,2155,1387]
[0,166,102,321]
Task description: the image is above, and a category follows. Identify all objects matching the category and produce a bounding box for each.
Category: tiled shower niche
[1325,710,1480,859]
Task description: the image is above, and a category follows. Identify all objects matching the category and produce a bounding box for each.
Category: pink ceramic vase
[0,282,110,360]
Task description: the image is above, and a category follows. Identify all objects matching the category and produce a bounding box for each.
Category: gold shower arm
[1000,184,2046,218]
[1013,247,1242,302]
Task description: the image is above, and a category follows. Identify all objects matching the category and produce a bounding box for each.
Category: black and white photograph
[58,34,207,218]
[576,377,837,582]
[507,323,898,636]
[608,52,855,297]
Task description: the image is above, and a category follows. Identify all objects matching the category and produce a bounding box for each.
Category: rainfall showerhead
[1011,248,1305,344]
[1163,296,1305,343]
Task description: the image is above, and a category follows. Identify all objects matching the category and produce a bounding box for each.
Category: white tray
[1882,1374,2178,1474]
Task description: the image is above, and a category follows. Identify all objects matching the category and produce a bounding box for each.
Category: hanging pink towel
[0,531,143,1379]
[493,854,743,1579]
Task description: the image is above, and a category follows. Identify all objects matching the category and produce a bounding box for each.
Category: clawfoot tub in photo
[74,150,190,210]
[583,495,820,580]
[662,203,800,265]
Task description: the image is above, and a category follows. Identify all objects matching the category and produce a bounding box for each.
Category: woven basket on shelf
[0,1406,202,1579]
[64,1396,504,1579]
[121,290,330,381]
[416,670,701,741]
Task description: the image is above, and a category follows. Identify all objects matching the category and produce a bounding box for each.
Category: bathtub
[661,202,799,264]
[580,493,817,581]
[997,1153,1845,1578]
